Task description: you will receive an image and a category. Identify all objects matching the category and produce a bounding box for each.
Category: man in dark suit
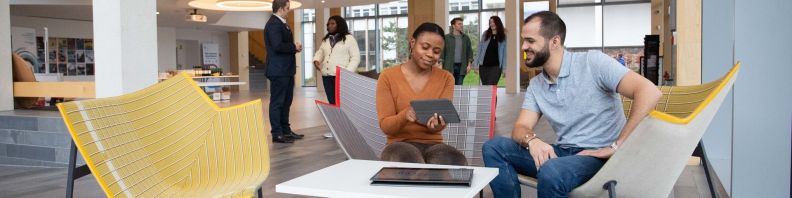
[265,0,304,143]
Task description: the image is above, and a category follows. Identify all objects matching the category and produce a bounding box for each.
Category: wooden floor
[0,87,714,198]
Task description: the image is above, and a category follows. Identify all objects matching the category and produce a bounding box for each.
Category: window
[482,0,504,9]
[344,1,408,72]
[301,9,316,86]
[380,16,408,68]
[557,0,650,70]
[449,0,504,59]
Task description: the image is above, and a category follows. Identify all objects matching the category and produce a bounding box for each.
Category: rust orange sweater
[376,65,455,144]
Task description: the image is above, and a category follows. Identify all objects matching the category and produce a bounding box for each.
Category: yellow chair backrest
[622,63,739,122]
[57,73,270,198]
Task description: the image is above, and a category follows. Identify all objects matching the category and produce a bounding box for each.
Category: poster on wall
[84,40,93,50]
[87,64,94,75]
[77,63,86,75]
[37,37,94,76]
[67,63,76,76]
[11,27,40,73]
[202,43,220,67]
[58,64,66,75]
[85,50,94,64]
[36,37,45,72]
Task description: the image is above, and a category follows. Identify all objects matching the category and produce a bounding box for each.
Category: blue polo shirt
[522,50,629,148]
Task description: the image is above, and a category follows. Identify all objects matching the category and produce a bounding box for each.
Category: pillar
[675,0,702,86]
[93,0,158,97]
[229,31,250,91]
[407,0,448,35]
[505,0,521,93]
[0,0,11,110]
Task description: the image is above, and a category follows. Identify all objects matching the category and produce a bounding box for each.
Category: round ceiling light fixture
[216,0,271,9]
[188,0,302,11]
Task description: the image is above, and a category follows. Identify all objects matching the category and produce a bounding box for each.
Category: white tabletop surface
[276,159,498,198]
[191,75,240,79]
[158,75,240,80]
[196,82,247,86]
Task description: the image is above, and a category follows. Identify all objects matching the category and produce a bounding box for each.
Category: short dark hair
[412,22,445,40]
[450,17,463,26]
[272,0,289,12]
[524,11,567,44]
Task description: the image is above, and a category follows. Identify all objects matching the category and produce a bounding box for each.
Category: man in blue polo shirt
[482,11,662,198]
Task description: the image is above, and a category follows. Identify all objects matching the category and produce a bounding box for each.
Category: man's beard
[525,44,550,68]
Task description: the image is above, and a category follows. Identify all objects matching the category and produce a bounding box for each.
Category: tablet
[410,99,461,124]
[370,167,473,187]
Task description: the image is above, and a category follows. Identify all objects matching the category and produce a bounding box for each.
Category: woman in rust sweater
[376,23,467,166]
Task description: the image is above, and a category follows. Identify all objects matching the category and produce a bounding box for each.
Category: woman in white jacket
[313,15,360,106]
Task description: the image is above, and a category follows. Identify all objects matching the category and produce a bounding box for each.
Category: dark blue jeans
[453,63,464,85]
[267,76,294,136]
[322,75,336,105]
[483,137,606,198]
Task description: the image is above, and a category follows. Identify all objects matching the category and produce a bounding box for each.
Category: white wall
[174,28,231,73]
[10,15,92,38]
[731,0,792,196]
[157,27,176,71]
[603,3,650,47]
[702,0,792,196]
[9,16,232,74]
[176,39,201,70]
[558,3,650,48]
[702,0,735,194]
[558,6,601,48]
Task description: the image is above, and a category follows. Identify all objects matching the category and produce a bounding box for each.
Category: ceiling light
[188,0,302,12]
[216,0,271,9]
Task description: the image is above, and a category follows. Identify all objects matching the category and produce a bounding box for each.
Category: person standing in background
[441,17,474,85]
[313,15,360,138]
[265,0,304,143]
[473,16,507,85]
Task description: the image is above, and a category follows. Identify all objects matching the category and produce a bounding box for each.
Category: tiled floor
[0,86,717,197]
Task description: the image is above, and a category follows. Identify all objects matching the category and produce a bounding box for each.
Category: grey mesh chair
[518,63,741,198]
[316,67,496,166]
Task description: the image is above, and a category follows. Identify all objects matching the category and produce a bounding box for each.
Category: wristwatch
[610,142,619,151]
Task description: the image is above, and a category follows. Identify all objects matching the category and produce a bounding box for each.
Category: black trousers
[268,76,294,136]
[480,66,502,85]
[322,75,336,105]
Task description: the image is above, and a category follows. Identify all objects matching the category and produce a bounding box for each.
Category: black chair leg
[65,141,92,198]
[696,141,718,198]
[257,187,263,198]
[479,189,484,198]
[65,142,78,198]
[603,180,617,198]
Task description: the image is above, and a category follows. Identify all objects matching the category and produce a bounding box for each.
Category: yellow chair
[519,63,740,197]
[57,73,270,198]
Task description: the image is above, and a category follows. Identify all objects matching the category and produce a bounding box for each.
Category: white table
[158,75,241,80]
[196,82,247,87]
[190,75,240,79]
[276,159,498,198]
